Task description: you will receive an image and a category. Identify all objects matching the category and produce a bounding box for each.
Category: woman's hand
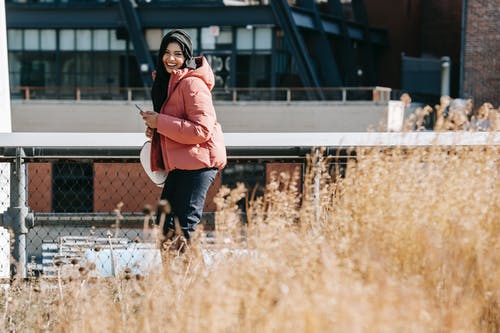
[145,127,154,138]
[142,111,158,129]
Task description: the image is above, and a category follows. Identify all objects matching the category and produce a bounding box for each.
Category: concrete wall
[11,101,390,133]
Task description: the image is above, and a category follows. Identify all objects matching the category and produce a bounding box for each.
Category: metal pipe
[459,0,468,97]
[441,56,451,97]
[0,0,11,133]
[9,148,29,278]
[0,3,12,270]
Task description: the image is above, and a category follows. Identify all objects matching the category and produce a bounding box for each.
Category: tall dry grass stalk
[0,145,498,332]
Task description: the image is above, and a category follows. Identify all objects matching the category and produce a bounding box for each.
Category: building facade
[6,0,390,99]
[7,0,496,105]
[462,0,499,106]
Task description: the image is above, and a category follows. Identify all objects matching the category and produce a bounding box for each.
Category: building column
[1,0,12,213]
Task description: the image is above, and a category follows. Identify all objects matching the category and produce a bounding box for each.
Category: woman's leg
[170,168,218,240]
[156,170,177,234]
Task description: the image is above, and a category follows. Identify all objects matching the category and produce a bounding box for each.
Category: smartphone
[135,104,144,114]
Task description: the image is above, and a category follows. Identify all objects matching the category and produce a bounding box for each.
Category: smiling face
[162,41,185,73]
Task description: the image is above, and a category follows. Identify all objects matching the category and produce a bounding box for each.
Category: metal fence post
[441,56,451,97]
[313,148,322,232]
[4,148,33,278]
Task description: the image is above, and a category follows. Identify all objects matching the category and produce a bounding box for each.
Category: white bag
[140,141,167,186]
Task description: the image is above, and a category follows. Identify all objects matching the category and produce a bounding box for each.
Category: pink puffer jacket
[150,56,227,172]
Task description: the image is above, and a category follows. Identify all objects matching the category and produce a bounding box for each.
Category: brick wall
[28,163,52,213]
[27,163,223,214]
[463,0,500,106]
[93,163,162,213]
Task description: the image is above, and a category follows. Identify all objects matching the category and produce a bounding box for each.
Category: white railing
[10,86,392,103]
[0,132,498,150]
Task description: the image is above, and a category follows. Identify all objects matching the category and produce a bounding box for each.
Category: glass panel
[7,29,23,50]
[41,53,58,87]
[8,52,22,88]
[146,29,162,51]
[76,30,92,51]
[8,52,22,72]
[40,30,56,51]
[92,53,108,87]
[236,28,253,50]
[60,29,75,51]
[235,54,250,87]
[16,52,57,93]
[201,27,215,50]
[216,29,232,45]
[61,52,77,88]
[255,27,272,50]
[76,52,92,87]
[24,29,39,51]
[185,28,198,51]
[222,162,265,209]
[52,162,94,213]
[93,29,109,51]
[236,54,271,88]
[110,30,126,51]
[107,53,121,90]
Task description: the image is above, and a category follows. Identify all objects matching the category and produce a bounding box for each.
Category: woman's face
[162,41,185,73]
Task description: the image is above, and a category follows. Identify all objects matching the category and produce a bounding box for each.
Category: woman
[141,29,227,242]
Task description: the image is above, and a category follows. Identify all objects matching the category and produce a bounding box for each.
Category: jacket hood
[170,56,215,91]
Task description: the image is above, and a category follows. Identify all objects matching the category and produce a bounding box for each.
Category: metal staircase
[325,0,358,85]
[300,0,342,87]
[270,0,323,99]
[351,0,376,85]
[270,0,380,90]
[118,0,155,88]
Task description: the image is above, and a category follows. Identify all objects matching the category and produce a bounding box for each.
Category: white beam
[0,0,11,133]
[0,0,11,213]
[0,132,498,149]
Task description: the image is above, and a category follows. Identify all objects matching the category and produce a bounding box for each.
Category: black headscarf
[151,29,197,112]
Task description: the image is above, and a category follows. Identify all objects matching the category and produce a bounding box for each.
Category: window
[60,29,75,51]
[52,162,93,213]
[110,31,126,51]
[255,28,272,50]
[76,30,92,51]
[201,27,216,50]
[236,28,253,50]
[24,30,39,51]
[92,29,109,51]
[222,162,265,211]
[237,26,272,50]
[222,163,265,190]
[40,30,56,51]
[7,29,23,50]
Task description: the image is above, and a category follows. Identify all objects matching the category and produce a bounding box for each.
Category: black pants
[157,168,218,240]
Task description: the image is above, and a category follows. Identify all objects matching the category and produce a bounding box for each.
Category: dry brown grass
[0,145,499,332]
[403,95,499,131]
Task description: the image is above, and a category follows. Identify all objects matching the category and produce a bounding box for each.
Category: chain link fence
[0,148,317,279]
[3,132,493,279]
